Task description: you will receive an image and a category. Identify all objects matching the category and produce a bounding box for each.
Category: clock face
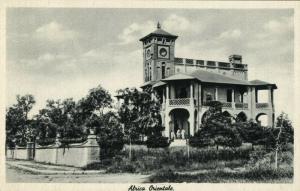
[159,48,167,57]
[157,46,169,59]
[146,49,151,57]
[145,47,151,60]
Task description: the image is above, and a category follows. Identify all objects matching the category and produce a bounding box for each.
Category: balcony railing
[169,98,190,106]
[235,103,248,109]
[256,103,269,109]
[202,101,248,110]
[221,102,232,108]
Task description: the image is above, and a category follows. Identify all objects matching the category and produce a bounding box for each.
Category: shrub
[37,138,56,146]
[146,135,170,148]
[148,168,293,183]
[60,136,87,144]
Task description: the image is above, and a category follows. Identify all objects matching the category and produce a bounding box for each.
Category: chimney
[229,55,242,64]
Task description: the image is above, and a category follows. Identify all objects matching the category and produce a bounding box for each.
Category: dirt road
[6,165,150,183]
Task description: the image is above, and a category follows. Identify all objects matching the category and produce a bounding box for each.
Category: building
[139,23,277,139]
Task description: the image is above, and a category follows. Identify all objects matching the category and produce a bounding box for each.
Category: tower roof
[139,22,178,41]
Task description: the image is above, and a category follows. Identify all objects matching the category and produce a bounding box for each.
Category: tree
[96,112,125,159]
[272,112,293,169]
[117,87,163,142]
[38,98,83,139]
[189,101,242,149]
[6,94,36,146]
[78,85,113,129]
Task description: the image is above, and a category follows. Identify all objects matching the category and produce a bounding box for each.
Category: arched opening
[256,113,268,126]
[236,112,247,122]
[169,108,190,139]
[223,111,231,118]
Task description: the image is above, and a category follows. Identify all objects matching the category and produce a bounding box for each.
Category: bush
[148,168,293,183]
[37,138,56,146]
[146,135,170,148]
[60,136,87,144]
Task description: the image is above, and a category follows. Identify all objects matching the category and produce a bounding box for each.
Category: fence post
[84,128,100,167]
[26,142,34,160]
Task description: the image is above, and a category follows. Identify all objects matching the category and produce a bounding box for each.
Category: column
[255,89,258,103]
[199,84,202,106]
[188,110,195,137]
[163,88,166,102]
[166,84,169,99]
[215,87,218,101]
[190,82,194,106]
[267,86,272,109]
[231,89,235,109]
[267,86,274,127]
[190,82,194,98]
[247,87,254,119]
[251,87,256,119]
[165,113,171,139]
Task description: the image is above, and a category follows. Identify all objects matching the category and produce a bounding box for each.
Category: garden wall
[6,134,100,168]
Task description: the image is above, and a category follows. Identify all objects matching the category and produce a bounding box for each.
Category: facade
[140,23,277,139]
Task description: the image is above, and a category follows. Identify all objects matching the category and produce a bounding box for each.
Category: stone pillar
[84,129,100,166]
[26,142,34,160]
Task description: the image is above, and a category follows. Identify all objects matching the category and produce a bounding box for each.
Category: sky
[6,8,294,119]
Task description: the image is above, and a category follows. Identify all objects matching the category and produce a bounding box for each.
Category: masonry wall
[6,135,100,168]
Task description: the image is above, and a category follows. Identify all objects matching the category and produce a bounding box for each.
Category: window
[227,89,232,102]
[162,62,166,79]
[207,61,216,67]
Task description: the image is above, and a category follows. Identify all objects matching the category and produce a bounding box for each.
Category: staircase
[170,139,187,147]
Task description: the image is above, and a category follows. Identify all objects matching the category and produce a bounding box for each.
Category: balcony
[203,101,248,110]
[221,102,232,108]
[256,103,269,109]
[169,98,191,107]
[235,103,248,109]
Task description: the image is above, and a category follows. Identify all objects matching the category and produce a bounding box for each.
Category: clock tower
[140,22,178,83]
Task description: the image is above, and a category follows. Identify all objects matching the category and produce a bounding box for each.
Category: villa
[139,23,277,139]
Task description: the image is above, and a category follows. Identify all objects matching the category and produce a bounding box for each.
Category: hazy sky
[6,8,294,119]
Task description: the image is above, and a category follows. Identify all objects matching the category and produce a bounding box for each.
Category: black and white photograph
[1,1,299,189]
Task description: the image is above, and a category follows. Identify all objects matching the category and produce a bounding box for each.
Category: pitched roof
[161,73,197,81]
[139,28,178,41]
[152,81,166,88]
[249,80,277,89]
[140,81,157,88]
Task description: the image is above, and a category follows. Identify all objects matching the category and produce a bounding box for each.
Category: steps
[170,139,187,147]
